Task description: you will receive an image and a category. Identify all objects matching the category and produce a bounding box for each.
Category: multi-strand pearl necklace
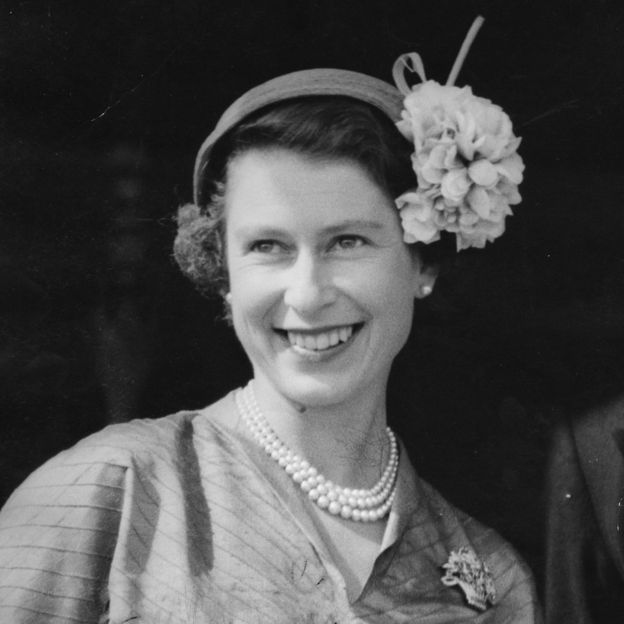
[235,383,399,522]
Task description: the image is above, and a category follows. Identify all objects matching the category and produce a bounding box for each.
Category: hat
[193,68,403,205]
[189,17,524,252]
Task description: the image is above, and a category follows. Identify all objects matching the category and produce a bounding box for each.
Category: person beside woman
[544,395,624,623]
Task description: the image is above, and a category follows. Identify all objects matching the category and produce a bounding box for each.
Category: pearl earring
[225,292,232,304]
[421,285,433,297]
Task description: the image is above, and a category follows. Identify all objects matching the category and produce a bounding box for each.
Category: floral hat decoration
[190,16,523,254]
[392,16,524,251]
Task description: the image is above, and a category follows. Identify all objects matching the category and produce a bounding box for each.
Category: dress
[0,391,540,623]
[544,396,624,623]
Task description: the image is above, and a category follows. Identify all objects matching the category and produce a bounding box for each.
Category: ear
[412,262,438,299]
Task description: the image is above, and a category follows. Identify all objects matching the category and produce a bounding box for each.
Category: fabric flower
[395,192,440,244]
[440,168,471,204]
[395,79,523,251]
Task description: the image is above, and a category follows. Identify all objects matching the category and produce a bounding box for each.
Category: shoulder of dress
[417,478,538,611]
[64,410,197,464]
[37,392,238,473]
[413,477,532,572]
[1,392,242,515]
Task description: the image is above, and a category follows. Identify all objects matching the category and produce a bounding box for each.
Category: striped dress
[0,391,541,623]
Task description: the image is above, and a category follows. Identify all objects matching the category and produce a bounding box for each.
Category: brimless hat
[191,16,525,252]
[193,68,404,205]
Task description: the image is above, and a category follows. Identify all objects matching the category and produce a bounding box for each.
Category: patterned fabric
[0,391,540,623]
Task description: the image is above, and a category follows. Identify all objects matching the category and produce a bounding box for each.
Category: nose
[283,252,337,314]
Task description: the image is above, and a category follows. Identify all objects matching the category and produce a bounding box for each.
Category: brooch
[441,547,496,611]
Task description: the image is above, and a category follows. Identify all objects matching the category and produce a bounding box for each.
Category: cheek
[367,254,419,304]
[229,268,278,326]
[370,268,417,338]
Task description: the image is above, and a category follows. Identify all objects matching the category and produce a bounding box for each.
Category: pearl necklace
[235,383,399,522]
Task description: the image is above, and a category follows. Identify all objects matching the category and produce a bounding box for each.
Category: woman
[0,21,538,624]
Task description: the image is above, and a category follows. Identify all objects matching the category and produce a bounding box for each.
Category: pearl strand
[235,384,399,522]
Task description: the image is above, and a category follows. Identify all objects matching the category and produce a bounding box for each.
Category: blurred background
[2,0,624,595]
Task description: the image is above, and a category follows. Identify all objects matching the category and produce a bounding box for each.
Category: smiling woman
[0,25,540,624]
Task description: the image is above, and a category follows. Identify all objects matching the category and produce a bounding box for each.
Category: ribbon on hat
[392,15,484,95]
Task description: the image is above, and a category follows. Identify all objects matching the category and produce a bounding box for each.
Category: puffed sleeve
[0,449,126,623]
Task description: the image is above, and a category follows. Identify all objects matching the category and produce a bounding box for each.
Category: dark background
[2,0,624,596]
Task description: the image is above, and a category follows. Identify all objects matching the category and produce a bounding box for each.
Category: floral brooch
[441,546,497,611]
[392,16,524,251]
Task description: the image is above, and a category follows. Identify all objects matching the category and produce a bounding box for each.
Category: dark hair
[174,96,449,299]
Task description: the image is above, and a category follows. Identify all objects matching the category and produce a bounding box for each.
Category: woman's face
[224,148,426,410]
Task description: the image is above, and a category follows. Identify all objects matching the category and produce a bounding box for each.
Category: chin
[271,371,372,411]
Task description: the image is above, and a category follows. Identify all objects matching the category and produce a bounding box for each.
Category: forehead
[224,148,393,226]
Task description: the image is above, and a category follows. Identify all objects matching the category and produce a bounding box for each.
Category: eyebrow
[233,219,385,239]
[322,219,385,234]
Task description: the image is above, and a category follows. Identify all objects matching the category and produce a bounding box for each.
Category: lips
[276,324,361,352]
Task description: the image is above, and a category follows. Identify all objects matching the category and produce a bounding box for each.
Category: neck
[249,375,390,490]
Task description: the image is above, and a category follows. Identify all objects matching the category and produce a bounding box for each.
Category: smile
[276,324,362,352]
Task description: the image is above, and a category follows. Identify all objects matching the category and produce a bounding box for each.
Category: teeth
[286,325,355,351]
[328,330,340,347]
[316,333,330,350]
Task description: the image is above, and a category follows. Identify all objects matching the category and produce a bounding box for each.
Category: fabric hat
[193,68,404,205]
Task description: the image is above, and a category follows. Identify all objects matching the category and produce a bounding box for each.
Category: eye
[333,235,366,251]
[249,240,284,254]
